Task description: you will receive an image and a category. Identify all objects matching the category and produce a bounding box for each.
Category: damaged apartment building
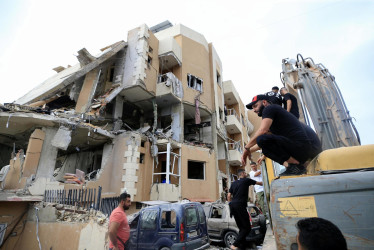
[0,21,255,249]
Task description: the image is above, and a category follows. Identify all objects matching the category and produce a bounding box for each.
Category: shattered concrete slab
[51,126,72,150]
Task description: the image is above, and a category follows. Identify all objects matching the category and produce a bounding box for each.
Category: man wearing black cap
[242,94,321,175]
[227,169,262,249]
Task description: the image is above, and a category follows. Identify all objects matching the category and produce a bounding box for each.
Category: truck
[261,54,374,250]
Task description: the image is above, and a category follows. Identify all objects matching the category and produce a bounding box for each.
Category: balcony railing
[226,109,242,134]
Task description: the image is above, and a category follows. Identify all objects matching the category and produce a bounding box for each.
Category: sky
[0,0,373,145]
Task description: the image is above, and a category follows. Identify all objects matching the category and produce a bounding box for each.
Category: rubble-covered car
[203,202,266,248]
[127,202,210,249]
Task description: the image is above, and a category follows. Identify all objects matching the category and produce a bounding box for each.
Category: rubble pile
[54,203,108,225]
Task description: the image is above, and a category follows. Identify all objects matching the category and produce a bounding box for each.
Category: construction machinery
[262,54,374,250]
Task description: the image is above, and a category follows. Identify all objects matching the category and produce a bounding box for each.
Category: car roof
[142,202,202,212]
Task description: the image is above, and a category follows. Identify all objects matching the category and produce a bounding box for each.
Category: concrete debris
[51,126,72,150]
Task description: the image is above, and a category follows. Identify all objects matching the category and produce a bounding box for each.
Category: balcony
[246,120,254,135]
[158,37,182,69]
[228,141,243,166]
[226,109,242,134]
[150,183,180,202]
[156,72,183,107]
[223,80,240,105]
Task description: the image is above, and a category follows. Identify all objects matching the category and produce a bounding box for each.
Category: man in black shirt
[264,86,282,106]
[242,94,321,175]
[227,169,262,249]
[280,87,300,119]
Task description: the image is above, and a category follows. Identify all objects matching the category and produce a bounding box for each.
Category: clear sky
[0,0,373,145]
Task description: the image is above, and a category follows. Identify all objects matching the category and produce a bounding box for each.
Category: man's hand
[257,155,265,164]
[241,149,251,166]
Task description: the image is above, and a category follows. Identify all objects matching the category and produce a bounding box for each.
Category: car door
[137,209,159,250]
[184,205,202,249]
[128,213,140,249]
[208,205,227,238]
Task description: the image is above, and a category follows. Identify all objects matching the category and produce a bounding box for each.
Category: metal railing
[44,187,127,216]
[228,141,243,153]
[227,109,240,121]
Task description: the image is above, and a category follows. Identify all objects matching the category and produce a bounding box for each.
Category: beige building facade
[0,21,255,248]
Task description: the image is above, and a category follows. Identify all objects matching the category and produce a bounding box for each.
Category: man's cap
[272,86,279,90]
[237,169,245,175]
[246,94,269,109]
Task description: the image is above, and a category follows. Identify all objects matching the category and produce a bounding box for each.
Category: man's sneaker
[279,164,306,176]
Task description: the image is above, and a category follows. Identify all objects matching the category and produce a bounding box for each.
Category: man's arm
[286,99,292,112]
[254,170,261,177]
[241,118,273,166]
[256,181,263,186]
[227,192,232,202]
[109,221,120,250]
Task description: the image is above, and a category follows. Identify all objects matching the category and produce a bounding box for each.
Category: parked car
[127,202,210,249]
[203,202,266,248]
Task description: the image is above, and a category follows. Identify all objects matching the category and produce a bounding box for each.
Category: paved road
[208,241,261,250]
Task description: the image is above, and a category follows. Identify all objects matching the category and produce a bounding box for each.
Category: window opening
[188,161,205,180]
[149,46,153,53]
[187,74,203,92]
[140,153,145,164]
[216,71,221,86]
[152,143,181,185]
[211,207,223,219]
[147,56,153,69]
[161,210,176,229]
[136,202,142,209]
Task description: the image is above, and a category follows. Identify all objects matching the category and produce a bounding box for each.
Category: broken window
[140,210,158,230]
[147,56,153,69]
[187,74,203,92]
[188,161,205,180]
[161,210,176,229]
[186,207,198,226]
[108,65,115,82]
[216,71,221,87]
[140,153,145,164]
[149,46,153,53]
[211,207,223,219]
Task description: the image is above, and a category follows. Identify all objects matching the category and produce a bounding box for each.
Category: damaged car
[127,202,210,249]
[203,202,266,248]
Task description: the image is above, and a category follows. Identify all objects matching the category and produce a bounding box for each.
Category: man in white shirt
[249,162,266,218]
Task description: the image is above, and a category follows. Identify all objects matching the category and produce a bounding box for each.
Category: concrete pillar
[75,68,101,113]
[166,143,171,184]
[36,127,58,179]
[171,103,183,142]
[211,112,220,200]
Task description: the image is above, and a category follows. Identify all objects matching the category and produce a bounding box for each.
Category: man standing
[109,193,131,250]
[280,87,300,119]
[242,94,321,175]
[227,169,262,249]
[249,162,266,218]
[264,86,282,106]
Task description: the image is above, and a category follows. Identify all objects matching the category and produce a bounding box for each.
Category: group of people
[226,86,336,249]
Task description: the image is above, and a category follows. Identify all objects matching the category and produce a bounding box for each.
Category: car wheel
[159,247,170,250]
[224,231,238,248]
